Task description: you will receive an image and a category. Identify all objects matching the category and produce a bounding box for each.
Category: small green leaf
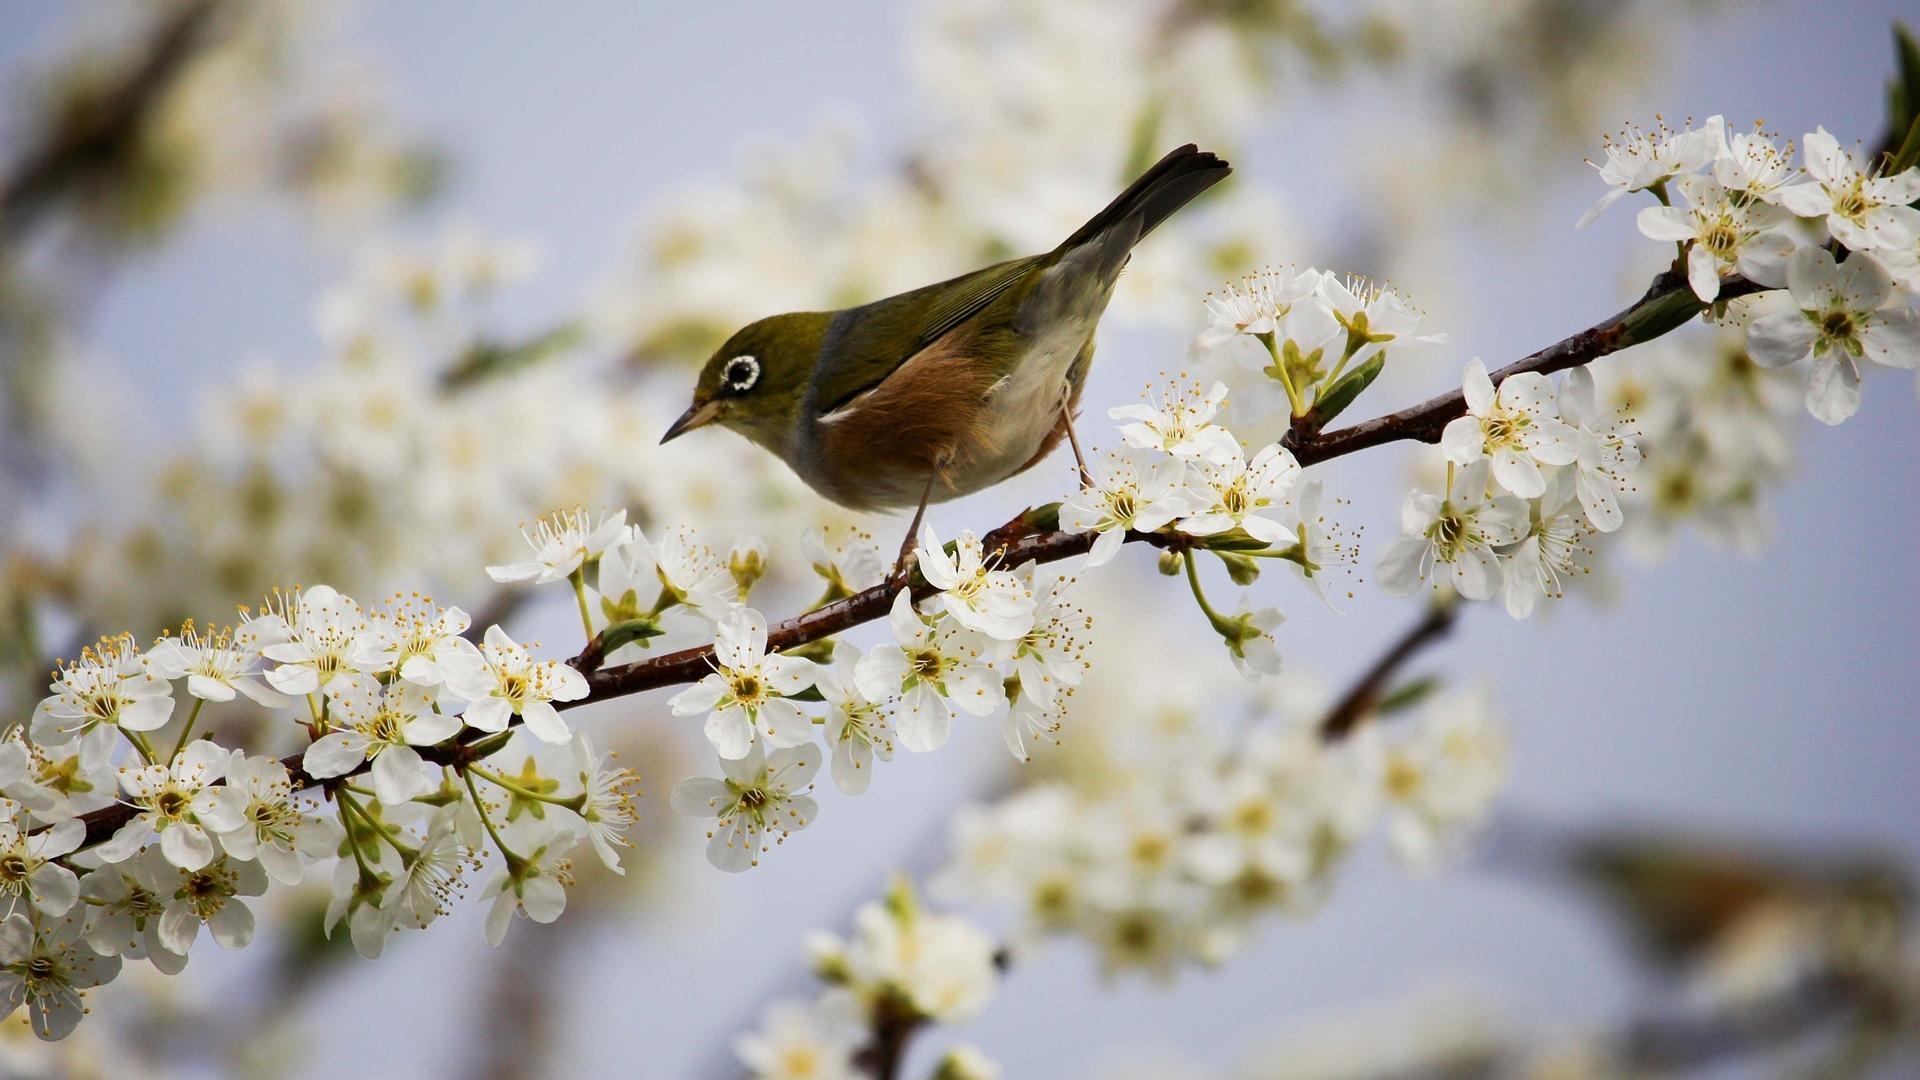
[1314,352,1387,424]
[1376,675,1441,716]
[1019,502,1062,532]
[598,617,665,656]
[1201,528,1274,552]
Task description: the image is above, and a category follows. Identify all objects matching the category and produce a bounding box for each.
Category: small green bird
[662,144,1230,553]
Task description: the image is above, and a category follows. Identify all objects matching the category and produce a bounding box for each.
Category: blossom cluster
[1,573,639,1040]
[933,686,1508,980]
[664,526,1093,871]
[1585,116,1920,424]
[1377,361,1632,618]
[734,880,1005,1080]
[1061,374,1360,674]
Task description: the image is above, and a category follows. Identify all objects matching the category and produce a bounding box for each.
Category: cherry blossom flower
[0,800,82,918]
[485,507,631,585]
[1059,447,1189,567]
[0,912,120,1040]
[1501,475,1587,620]
[146,621,289,707]
[30,635,175,745]
[567,733,641,873]
[914,525,1035,641]
[1776,128,1920,253]
[670,743,821,873]
[1317,272,1444,365]
[480,819,583,945]
[1377,463,1531,601]
[1557,366,1641,532]
[1576,114,1724,228]
[302,682,462,805]
[79,851,187,975]
[734,997,864,1080]
[348,595,479,688]
[1712,124,1797,203]
[816,641,895,795]
[669,607,816,760]
[151,855,270,955]
[1439,360,1582,498]
[1636,173,1793,301]
[1177,443,1302,544]
[856,591,1007,753]
[259,586,377,704]
[1746,246,1920,423]
[802,526,888,601]
[444,626,589,743]
[200,752,336,884]
[1109,377,1240,465]
[97,741,230,871]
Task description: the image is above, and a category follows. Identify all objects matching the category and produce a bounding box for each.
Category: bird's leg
[891,472,936,588]
[1062,400,1093,488]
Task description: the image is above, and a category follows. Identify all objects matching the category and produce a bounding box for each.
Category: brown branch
[1319,603,1456,740]
[0,0,225,243]
[68,265,1738,854]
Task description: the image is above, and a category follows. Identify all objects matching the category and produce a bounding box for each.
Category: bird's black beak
[661,399,723,444]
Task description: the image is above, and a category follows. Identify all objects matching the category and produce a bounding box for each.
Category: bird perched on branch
[663,144,1231,568]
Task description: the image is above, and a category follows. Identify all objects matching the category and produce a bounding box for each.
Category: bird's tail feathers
[1056,144,1231,262]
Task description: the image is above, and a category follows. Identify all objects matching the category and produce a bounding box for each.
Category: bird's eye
[723,355,760,393]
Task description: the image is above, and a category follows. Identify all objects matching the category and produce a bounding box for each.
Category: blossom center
[0,854,27,883]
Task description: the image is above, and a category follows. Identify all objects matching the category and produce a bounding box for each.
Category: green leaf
[1890,24,1920,147]
[1375,675,1441,716]
[1201,528,1275,552]
[1019,501,1062,533]
[1314,351,1387,424]
[598,617,665,656]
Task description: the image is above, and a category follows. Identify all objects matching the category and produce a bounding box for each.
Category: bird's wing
[811,254,1044,417]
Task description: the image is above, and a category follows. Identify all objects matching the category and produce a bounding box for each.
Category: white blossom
[1776,128,1920,253]
[0,913,119,1041]
[302,681,461,805]
[1177,443,1302,544]
[1108,378,1240,465]
[96,741,229,871]
[734,997,864,1080]
[1746,246,1920,423]
[816,641,895,795]
[856,591,1007,753]
[485,507,632,585]
[1059,447,1189,567]
[259,586,378,704]
[670,743,821,873]
[914,525,1035,641]
[1577,114,1724,228]
[146,621,290,707]
[443,625,589,743]
[1439,360,1582,498]
[1377,462,1530,601]
[669,607,817,760]
[1636,173,1793,301]
[30,635,175,745]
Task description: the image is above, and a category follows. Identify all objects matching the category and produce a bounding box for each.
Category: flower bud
[1216,551,1261,586]
[728,536,768,600]
[1157,550,1183,576]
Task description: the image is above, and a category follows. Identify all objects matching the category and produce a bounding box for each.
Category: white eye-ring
[723,354,760,392]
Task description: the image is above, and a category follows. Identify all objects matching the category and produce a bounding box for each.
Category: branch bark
[70,265,1746,851]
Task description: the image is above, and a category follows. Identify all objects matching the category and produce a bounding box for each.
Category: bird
[662,144,1231,569]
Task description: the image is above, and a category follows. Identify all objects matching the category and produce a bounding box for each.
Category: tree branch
[69,264,1744,851]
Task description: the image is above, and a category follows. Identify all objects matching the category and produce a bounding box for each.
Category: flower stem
[463,767,522,866]
[168,699,205,763]
[569,569,596,645]
[1181,550,1235,635]
[1258,331,1309,418]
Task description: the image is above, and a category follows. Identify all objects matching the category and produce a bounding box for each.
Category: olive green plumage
[664,144,1231,511]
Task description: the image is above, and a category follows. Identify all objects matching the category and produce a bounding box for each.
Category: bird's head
[662,311,832,454]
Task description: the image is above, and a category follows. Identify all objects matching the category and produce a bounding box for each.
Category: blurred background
[1,0,1916,1077]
